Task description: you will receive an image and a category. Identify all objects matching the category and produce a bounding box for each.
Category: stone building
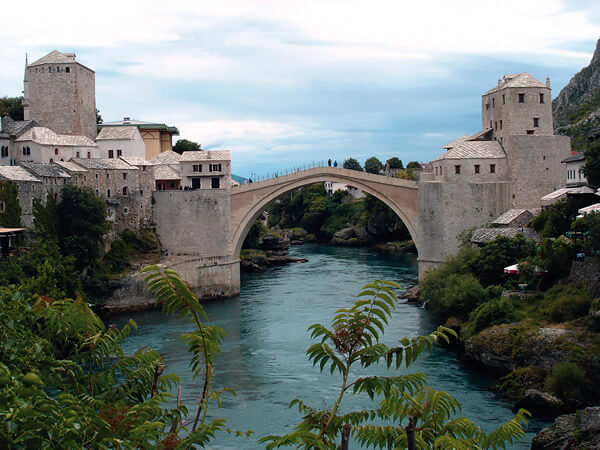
[149,150,182,190]
[180,150,231,189]
[0,117,37,167]
[98,118,179,159]
[23,51,97,140]
[95,126,146,159]
[20,162,71,200]
[15,127,98,164]
[561,152,587,187]
[0,166,43,227]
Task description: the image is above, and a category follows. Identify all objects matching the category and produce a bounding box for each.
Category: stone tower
[23,50,97,139]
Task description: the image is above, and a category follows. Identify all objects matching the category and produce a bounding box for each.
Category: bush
[463,297,520,338]
[542,283,592,323]
[121,229,158,253]
[103,239,129,273]
[427,273,487,322]
[544,361,585,401]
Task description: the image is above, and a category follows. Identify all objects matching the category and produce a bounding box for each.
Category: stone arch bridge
[153,166,510,298]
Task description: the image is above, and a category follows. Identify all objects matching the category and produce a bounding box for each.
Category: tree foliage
[342,157,363,172]
[386,157,403,169]
[56,186,109,271]
[260,281,529,449]
[406,161,421,170]
[173,139,202,154]
[583,139,600,187]
[364,157,384,174]
[0,96,24,121]
[0,180,22,227]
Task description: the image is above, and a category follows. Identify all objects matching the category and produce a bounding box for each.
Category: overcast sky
[2,1,600,177]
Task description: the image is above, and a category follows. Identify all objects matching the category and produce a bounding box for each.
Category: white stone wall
[14,142,99,164]
[180,160,231,189]
[565,160,587,186]
[432,157,509,183]
[505,134,570,208]
[96,133,146,159]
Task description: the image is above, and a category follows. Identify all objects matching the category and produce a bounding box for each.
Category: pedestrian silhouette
[328,158,332,167]
[333,160,338,167]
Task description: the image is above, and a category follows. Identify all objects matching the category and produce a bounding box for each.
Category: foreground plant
[259,280,529,449]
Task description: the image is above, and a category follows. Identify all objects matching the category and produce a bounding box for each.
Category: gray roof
[16,127,97,147]
[441,134,469,149]
[1,117,37,137]
[20,162,71,179]
[54,161,89,173]
[484,73,547,95]
[471,227,539,244]
[29,50,77,66]
[149,150,182,165]
[96,126,138,140]
[154,165,180,180]
[72,158,137,170]
[0,166,41,182]
[119,156,153,166]
[541,186,597,201]
[433,141,506,161]
[180,150,230,161]
[561,152,585,163]
[491,209,533,225]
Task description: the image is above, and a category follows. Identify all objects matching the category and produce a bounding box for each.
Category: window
[486,103,490,110]
[192,164,201,172]
[76,151,80,158]
[140,190,144,195]
[454,165,461,175]
[95,189,99,196]
[490,164,496,173]
[108,150,114,158]
[123,186,128,196]
[22,147,26,155]
[489,120,492,129]
[502,94,505,105]
[494,121,498,131]
[123,207,129,215]
[0,200,4,212]
[95,173,99,179]
[55,148,59,155]
[500,120,503,130]
[533,117,540,128]
[209,163,222,172]
[526,130,534,135]
[435,166,438,176]
[107,189,111,198]
[518,93,525,103]
[123,173,127,180]
[117,149,122,157]
[211,177,220,188]
[539,93,544,104]
[65,67,70,73]
[192,178,201,189]
[474,164,480,174]
[492,98,495,108]
[440,166,442,175]
[26,147,30,155]
[87,152,91,158]
[49,158,53,163]
[106,173,110,180]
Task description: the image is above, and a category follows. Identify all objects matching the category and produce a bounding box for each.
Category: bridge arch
[230,167,420,259]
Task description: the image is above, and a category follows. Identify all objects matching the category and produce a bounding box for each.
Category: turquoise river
[112,244,550,448]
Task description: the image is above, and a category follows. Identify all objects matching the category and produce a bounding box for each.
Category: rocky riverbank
[241,231,308,272]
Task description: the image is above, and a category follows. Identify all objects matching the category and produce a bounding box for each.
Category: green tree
[0,180,22,227]
[96,109,103,124]
[260,281,529,449]
[0,96,24,121]
[342,157,363,172]
[56,186,109,272]
[406,161,421,170]
[386,157,403,169]
[583,140,600,187]
[364,156,384,174]
[32,194,58,240]
[173,139,202,154]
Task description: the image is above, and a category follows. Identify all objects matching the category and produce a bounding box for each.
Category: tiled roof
[491,209,533,225]
[0,166,41,182]
[180,150,231,161]
[72,158,137,170]
[29,50,77,66]
[541,186,596,200]
[471,227,539,244]
[154,165,180,180]
[1,117,37,136]
[561,152,585,163]
[96,126,138,140]
[99,119,179,135]
[54,161,88,173]
[484,73,547,95]
[20,162,71,178]
[119,156,153,166]
[433,141,506,161]
[16,127,97,147]
[442,135,469,149]
[149,150,182,165]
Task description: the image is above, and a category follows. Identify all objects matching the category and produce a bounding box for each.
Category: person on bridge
[333,160,338,167]
[328,158,332,167]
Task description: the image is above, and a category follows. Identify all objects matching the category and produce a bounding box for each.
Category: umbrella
[503,263,547,275]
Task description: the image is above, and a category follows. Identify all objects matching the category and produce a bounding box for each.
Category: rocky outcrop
[531,407,600,450]
[553,38,600,129]
[240,254,308,271]
[514,389,564,417]
[399,285,420,303]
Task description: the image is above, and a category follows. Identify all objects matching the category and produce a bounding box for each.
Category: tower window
[454,165,461,175]
[500,120,503,130]
[533,117,540,128]
[211,177,220,188]
[502,94,505,104]
[489,164,496,173]
[489,120,492,129]
[492,98,495,108]
[123,173,127,180]
[87,152,91,158]
[65,67,70,73]
[76,151,80,158]
[55,148,59,155]
[117,149,122,157]
[494,121,498,131]
[474,164,480,174]
[527,130,535,135]
[518,93,525,103]
[107,189,111,198]
[108,150,114,158]
[123,186,128,196]
[539,93,544,104]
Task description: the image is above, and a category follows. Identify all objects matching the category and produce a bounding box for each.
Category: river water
[112,244,549,448]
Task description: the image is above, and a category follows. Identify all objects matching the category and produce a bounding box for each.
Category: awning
[503,263,547,275]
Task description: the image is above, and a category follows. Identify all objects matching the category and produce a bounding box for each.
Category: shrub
[103,239,129,273]
[463,298,520,338]
[542,283,592,323]
[427,273,487,322]
[544,361,585,401]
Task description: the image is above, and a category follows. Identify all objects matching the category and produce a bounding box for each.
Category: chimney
[546,77,551,88]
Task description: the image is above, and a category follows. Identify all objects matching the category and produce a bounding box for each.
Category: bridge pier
[166,256,241,299]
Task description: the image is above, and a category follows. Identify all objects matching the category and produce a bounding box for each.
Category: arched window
[26,147,30,155]
[107,189,111,198]
[87,152,91,158]
[122,186,128,196]
[55,148,59,155]
[76,151,80,158]
[95,189,99,196]
[22,146,26,155]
